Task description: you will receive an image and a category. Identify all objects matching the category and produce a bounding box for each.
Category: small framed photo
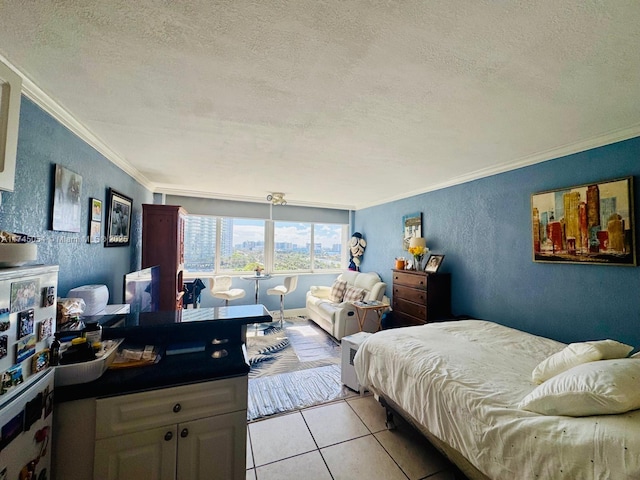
[424,254,445,274]
[105,188,132,247]
[89,220,102,244]
[0,335,7,360]
[88,198,103,244]
[91,198,103,221]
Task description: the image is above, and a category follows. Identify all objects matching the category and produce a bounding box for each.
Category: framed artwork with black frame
[424,254,444,274]
[105,188,132,247]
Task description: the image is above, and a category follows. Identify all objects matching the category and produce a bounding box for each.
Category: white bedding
[354,320,640,480]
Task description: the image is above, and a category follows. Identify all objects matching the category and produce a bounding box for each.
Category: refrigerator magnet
[0,335,6,360]
[9,279,39,314]
[15,335,36,364]
[17,309,34,340]
[37,318,52,341]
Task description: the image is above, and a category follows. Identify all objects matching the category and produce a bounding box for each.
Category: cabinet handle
[164,431,173,441]
[180,428,189,438]
[173,403,182,413]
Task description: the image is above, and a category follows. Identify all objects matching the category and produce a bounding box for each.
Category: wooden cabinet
[54,377,248,480]
[142,204,187,310]
[390,269,451,327]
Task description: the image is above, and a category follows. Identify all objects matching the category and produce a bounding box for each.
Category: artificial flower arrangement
[407,245,429,269]
[254,264,264,275]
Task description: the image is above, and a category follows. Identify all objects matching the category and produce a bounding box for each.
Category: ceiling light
[267,193,287,206]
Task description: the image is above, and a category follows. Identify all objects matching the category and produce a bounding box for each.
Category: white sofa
[306,270,387,340]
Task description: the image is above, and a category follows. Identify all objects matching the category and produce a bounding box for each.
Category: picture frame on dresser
[425,254,444,274]
[105,188,132,247]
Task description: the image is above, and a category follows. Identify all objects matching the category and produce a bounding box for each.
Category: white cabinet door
[94,425,177,480]
[176,411,247,480]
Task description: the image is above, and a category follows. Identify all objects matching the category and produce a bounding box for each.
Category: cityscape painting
[531,177,635,265]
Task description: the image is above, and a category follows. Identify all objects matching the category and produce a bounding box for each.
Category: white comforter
[354,320,640,480]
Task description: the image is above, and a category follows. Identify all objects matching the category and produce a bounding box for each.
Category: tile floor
[246,394,469,480]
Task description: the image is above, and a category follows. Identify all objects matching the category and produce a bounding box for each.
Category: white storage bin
[54,338,123,386]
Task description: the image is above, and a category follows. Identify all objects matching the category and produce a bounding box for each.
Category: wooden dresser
[390,269,451,327]
[142,204,187,311]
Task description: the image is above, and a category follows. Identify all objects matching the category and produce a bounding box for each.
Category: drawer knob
[181,428,189,438]
[173,403,182,413]
[164,431,173,441]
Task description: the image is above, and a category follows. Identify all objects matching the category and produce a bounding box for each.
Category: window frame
[183,215,348,275]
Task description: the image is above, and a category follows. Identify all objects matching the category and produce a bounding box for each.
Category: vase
[414,257,423,271]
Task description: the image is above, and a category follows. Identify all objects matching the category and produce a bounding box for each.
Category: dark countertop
[55,305,271,403]
[55,342,249,402]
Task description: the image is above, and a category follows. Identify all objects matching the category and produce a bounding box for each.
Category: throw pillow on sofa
[329,280,348,303]
[343,286,366,302]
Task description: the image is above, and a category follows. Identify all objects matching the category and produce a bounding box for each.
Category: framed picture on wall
[531,176,636,265]
[105,188,132,247]
[51,164,82,233]
[402,212,422,250]
[88,198,102,244]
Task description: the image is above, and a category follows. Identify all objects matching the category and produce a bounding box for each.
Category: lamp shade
[409,237,426,249]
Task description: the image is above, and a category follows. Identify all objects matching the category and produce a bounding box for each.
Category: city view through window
[184,216,345,273]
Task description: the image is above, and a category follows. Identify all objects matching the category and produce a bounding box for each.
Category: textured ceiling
[1,1,639,210]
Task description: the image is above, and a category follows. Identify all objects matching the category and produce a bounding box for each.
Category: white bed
[354,320,640,480]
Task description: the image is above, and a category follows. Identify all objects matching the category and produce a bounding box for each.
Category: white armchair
[306,270,386,340]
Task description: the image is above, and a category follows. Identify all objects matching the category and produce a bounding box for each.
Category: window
[183,215,216,272]
[184,216,346,274]
[273,222,311,271]
[313,223,344,270]
[219,218,265,271]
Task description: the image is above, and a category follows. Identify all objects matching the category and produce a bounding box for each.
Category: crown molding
[356,125,640,210]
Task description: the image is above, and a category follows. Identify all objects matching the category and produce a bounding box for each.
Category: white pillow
[519,359,640,416]
[532,340,633,384]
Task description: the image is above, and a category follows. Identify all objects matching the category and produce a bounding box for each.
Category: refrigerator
[0,265,58,480]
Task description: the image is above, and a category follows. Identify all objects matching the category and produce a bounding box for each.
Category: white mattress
[354,320,640,480]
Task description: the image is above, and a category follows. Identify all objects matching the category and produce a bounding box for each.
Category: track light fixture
[267,192,287,206]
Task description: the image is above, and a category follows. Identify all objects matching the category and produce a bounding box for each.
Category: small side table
[240,274,272,304]
[352,301,389,332]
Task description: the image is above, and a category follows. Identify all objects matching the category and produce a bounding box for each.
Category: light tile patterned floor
[246,394,469,480]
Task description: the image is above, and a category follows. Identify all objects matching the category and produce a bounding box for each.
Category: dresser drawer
[393,285,426,304]
[393,271,427,289]
[394,297,426,320]
[95,376,247,439]
[393,310,426,327]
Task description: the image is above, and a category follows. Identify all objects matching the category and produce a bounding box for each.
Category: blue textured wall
[354,137,640,348]
[0,98,153,303]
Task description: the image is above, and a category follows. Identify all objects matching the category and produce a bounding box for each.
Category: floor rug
[246,316,357,421]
